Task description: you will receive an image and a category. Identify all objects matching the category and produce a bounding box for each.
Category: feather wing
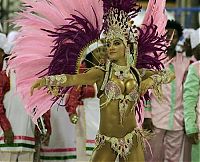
[137,0,168,70]
[9,0,103,123]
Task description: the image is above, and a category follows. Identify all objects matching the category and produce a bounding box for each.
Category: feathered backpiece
[137,0,168,70]
[137,18,167,70]
[46,12,102,76]
[43,10,103,100]
[102,0,141,21]
[9,0,103,123]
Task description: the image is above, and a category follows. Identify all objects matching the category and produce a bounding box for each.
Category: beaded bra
[100,62,140,125]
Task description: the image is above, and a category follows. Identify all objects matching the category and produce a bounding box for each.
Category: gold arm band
[149,69,174,101]
[159,69,174,83]
[149,69,174,86]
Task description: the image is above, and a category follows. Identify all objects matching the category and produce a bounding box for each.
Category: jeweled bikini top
[100,62,140,124]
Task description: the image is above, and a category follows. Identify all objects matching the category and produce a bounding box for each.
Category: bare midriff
[99,98,137,138]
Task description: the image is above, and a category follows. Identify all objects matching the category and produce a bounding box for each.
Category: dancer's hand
[41,132,51,146]
[167,71,175,83]
[31,78,46,95]
[140,78,154,96]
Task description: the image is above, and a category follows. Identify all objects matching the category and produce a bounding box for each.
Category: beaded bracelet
[149,74,162,87]
[44,74,67,86]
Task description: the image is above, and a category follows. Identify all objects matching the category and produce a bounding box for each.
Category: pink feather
[142,0,167,35]
[9,0,103,124]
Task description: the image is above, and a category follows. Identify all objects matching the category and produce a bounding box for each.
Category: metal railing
[167,7,200,29]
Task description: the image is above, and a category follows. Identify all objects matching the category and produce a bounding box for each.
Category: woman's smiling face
[107,38,126,61]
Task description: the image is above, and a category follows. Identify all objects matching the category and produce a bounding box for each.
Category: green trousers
[192,141,200,162]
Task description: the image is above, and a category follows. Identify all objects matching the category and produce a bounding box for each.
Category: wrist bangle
[44,74,67,86]
[149,75,162,85]
[56,74,67,85]
[160,70,172,83]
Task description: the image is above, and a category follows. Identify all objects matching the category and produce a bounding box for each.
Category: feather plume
[102,0,141,18]
[9,0,103,123]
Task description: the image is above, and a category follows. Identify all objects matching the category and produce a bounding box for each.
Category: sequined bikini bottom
[95,128,152,159]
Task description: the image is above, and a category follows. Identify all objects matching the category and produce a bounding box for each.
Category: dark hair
[166,20,183,39]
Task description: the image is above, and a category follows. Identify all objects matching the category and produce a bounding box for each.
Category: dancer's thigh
[120,136,144,162]
[90,142,117,162]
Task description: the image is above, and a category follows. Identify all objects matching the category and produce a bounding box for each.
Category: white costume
[40,102,76,162]
[0,70,35,162]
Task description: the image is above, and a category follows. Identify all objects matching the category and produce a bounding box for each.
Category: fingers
[41,134,50,146]
[4,135,14,144]
[8,138,14,144]
[48,86,53,94]
[4,130,14,144]
[31,81,38,96]
[140,79,153,96]
[31,84,39,96]
[30,79,43,96]
[30,86,34,96]
[140,84,148,96]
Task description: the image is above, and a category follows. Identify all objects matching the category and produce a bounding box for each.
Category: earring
[125,47,133,66]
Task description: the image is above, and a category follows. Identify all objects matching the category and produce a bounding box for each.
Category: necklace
[112,63,130,80]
